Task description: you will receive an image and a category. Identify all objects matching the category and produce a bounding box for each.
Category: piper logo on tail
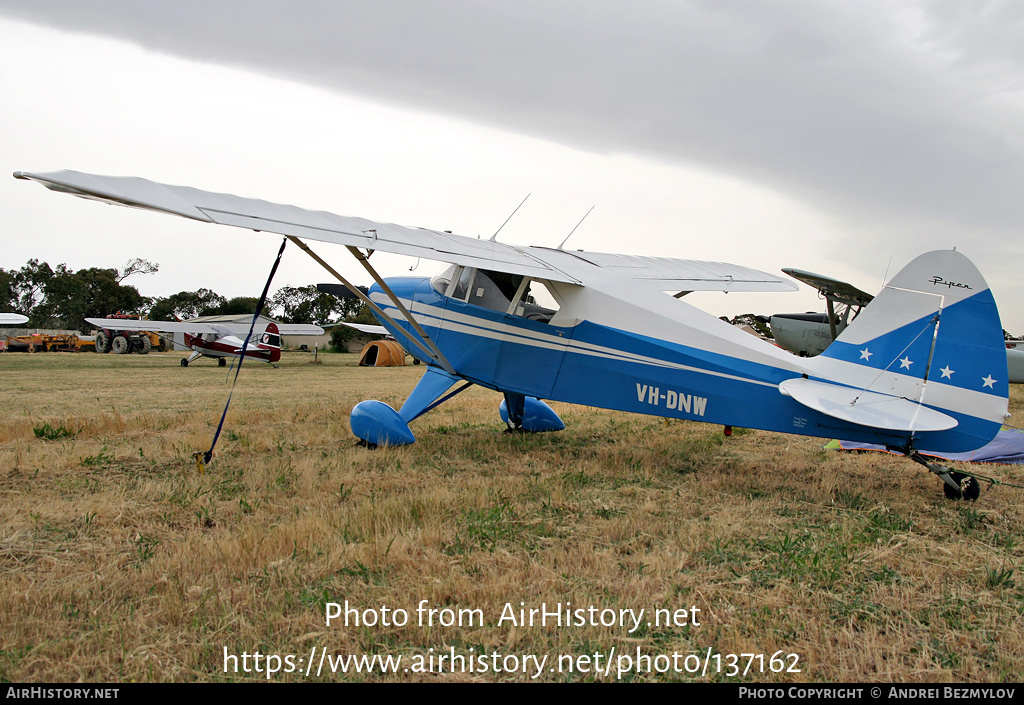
[929,275,972,290]
[636,383,707,416]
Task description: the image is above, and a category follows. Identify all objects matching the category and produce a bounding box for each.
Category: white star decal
[983,375,997,388]
[940,366,954,379]
[860,348,872,361]
[900,356,913,369]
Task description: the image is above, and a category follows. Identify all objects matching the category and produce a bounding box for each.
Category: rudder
[814,250,1007,452]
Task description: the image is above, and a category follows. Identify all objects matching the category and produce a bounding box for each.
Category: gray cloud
[3,0,1023,264]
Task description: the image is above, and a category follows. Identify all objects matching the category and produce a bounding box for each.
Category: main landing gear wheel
[218,358,226,367]
[180,358,189,367]
[943,472,981,502]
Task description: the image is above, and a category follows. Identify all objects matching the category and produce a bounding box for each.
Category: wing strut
[286,236,455,374]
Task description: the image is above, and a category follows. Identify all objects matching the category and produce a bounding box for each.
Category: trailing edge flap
[779,378,957,432]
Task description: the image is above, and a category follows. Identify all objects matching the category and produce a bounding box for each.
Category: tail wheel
[112,336,129,354]
[180,358,189,367]
[95,332,110,353]
[943,472,981,501]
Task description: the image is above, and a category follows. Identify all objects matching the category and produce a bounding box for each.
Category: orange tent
[357,340,406,366]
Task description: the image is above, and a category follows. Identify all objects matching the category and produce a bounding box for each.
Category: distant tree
[10,259,54,320]
[35,265,147,330]
[330,325,354,351]
[352,303,377,324]
[724,313,773,339]
[116,258,159,282]
[329,303,381,351]
[149,288,226,320]
[0,268,16,312]
[149,290,274,320]
[215,296,268,317]
[271,285,358,325]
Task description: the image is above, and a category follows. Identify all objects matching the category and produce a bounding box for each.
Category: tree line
[0,258,368,332]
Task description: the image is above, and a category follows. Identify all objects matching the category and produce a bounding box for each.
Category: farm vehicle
[92,316,166,355]
[4,333,96,353]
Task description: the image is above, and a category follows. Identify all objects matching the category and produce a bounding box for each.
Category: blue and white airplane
[15,170,1010,500]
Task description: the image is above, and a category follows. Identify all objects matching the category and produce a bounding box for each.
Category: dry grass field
[1,350,1023,682]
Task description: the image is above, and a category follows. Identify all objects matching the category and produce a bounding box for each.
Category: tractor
[93,315,166,354]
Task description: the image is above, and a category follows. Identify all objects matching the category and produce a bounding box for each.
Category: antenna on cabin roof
[489,193,530,242]
[557,206,595,250]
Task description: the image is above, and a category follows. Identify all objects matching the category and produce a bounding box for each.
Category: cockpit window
[436,267,561,323]
[466,270,523,312]
[509,279,560,324]
[451,266,477,301]
[431,265,457,296]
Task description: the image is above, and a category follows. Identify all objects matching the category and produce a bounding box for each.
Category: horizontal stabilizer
[779,377,957,432]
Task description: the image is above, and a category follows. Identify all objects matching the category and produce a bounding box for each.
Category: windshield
[431,264,458,296]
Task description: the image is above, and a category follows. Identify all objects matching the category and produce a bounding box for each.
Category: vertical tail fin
[813,250,1007,451]
[261,321,283,363]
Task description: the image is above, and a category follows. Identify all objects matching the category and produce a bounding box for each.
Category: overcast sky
[2,1,1023,329]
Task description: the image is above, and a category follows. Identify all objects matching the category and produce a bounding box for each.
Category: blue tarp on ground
[827,427,1024,465]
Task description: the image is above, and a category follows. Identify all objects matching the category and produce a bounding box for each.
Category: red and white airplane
[85,317,323,367]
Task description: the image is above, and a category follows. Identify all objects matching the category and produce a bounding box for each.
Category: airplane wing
[275,323,325,335]
[336,321,390,336]
[14,170,581,285]
[782,268,874,307]
[86,318,224,334]
[561,251,798,293]
[15,170,795,293]
[84,318,322,336]
[0,313,28,325]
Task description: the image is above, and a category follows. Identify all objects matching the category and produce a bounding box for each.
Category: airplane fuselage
[182,330,282,365]
[768,312,847,357]
[370,264,1006,455]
